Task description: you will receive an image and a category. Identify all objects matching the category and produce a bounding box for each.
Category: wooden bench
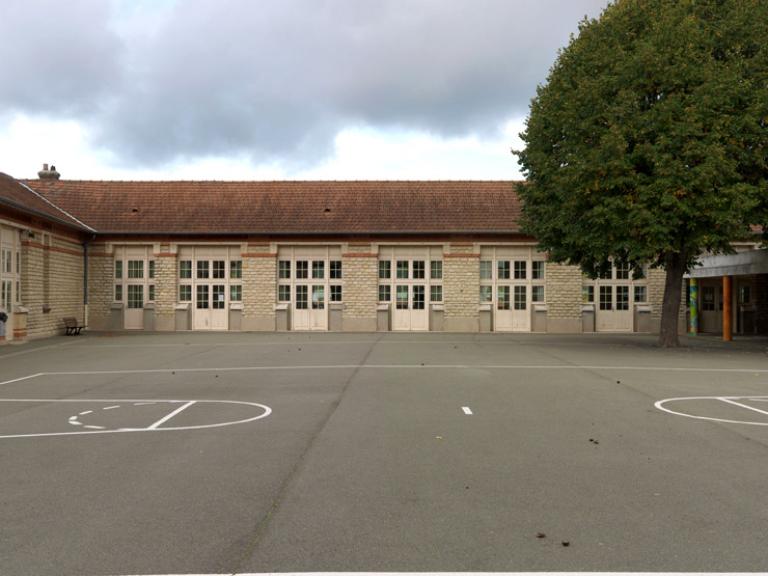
[63,317,86,336]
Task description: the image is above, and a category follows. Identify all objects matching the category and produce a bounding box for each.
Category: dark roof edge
[16,181,95,232]
[93,230,527,237]
[0,196,90,233]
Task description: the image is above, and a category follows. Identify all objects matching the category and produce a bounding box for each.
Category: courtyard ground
[1,331,767,575]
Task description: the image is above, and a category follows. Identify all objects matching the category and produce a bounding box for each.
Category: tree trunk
[658,251,686,347]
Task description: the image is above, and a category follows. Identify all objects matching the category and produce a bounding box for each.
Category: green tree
[516,0,768,346]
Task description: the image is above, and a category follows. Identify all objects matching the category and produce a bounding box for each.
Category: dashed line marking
[103,405,120,410]
[462,406,473,415]
[134,402,156,406]
[79,410,92,416]
[69,421,82,426]
[84,425,105,430]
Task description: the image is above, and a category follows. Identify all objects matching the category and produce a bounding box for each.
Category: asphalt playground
[1,331,768,575]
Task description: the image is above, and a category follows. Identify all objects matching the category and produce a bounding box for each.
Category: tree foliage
[517,0,768,344]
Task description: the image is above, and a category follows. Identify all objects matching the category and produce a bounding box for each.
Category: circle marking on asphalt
[655,395,768,426]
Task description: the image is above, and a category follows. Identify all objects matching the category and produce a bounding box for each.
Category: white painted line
[79,410,92,416]
[69,421,82,426]
[462,406,473,415]
[68,416,78,421]
[147,401,196,430]
[134,402,156,406]
[655,395,768,426]
[84,425,105,430]
[103,405,120,410]
[718,397,768,417]
[0,373,44,387]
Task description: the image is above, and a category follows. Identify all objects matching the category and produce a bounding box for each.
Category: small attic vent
[323,207,331,213]
[131,207,139,213]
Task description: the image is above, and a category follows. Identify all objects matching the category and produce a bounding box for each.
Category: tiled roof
[0,173,91,231]
[22,180,523,235]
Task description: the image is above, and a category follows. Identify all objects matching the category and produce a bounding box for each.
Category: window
[412,260,425,279]
[739,285,751,305]
[296,260,309,279]
[634,285,647,303]
[179,285,192,302]
[15,281,20,303]
[127,285,144,309]
[230,260,242,279]
[497,261,510,280]
[379,260,391,279]
[480,286,493,303]
[532,261,545,280]
[582,286,594,303]
[396,285,409,309]
[378,285,391,302]
[396,260,409,279]
[532,285,545,303]
[2,280,11,310]
[514,261,527,280]
[497,286,510,310]
[279,260,291,279]
[148,284,156,302]
[615,262,630,280]
[514,285,527,310]
[330,260,342,279]
[196,285,209,309]
[180,260,192,279]
[312,260,325,279]
[2,249,11,273]
[278,285,291,302]
[230,285,242,302]
[330,285,342,302]
[212,285,226,309]
[115,260,123,280]
[430,260,442,280]
[702,286,715,311]
[296,285,308,309]
[480,260,492,280]
[412,285,425,310]
[616,285,629,310]
[149,260,156,279]
[311,285,325,309]
[128,260,144,279]
[115,284,123,302]
[430,285,442,302]
[599,286,612,310]
[213,260,226,279]
[197,260,209,279]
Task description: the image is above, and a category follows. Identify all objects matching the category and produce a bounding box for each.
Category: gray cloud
[1,0,609,168]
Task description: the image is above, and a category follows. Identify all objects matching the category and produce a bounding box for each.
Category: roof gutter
[93,230,526,236]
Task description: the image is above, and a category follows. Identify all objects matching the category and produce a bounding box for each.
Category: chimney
[38,163,60,180]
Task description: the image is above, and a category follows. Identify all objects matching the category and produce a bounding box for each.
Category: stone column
[154,244,177,331]
[342,244,378,331]
[443,244,480,332]
[242,243,277,331]
[545,263,583,333]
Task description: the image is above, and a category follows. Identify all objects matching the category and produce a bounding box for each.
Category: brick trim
[154,252,176,258]
[444,253,480,259]
[21,240,83,257]
[241,252,275,258]
[342,253,377,258]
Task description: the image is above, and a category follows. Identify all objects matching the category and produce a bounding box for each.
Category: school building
[0,165,765,343]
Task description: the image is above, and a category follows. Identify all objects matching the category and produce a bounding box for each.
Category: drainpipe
[83,237,92,328]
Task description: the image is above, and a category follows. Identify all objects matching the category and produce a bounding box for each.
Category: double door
[393,284,428,331]
[494,285,530,332]
[293,283,327,331]
[595,285,632,332]
[194,283,228,330]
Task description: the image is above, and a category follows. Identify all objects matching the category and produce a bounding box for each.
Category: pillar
[688,278,698,336]
[723,276,732,341]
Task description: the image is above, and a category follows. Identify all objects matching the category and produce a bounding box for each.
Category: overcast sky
[0,0,609,180]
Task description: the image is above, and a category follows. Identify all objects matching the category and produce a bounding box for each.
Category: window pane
[127,285,144,309]
[497,261,510,280]
[230,260,242,279]
[615,261,630,280]
[497,286,510,310]
[312,260,325,279]
[599,286,612,310]
[582,285,594,303]
[532,261,545,280]
[115,284,123,302]
[514,261,527,280]
[179,285,191,302]
[128,260,144,279]
[634,285,647,303]
[378,260,391,279]
[196,285,209,309]
[331,285,343,302]
[480,260,492,280]
[278,285,291,302]
[480,285,492,303]
[532,285,545,302]
[179,260,192,279]
[149,260,156,279]
[312,285,325,309]
[514,285,527,310]
[396,260,409,279]
[115,260,123,279]
[197,260,209,279]
[413,285,425,309]
[330,260,342,279]
[396,285,408,309]
[296,260,308,279]
[616,286,629,310]
[148,284,155,302]
[412,261,425,279]
[230,284,242,302]
[296,285,308,309]
[213,285,226,309]
[430,285,442,302]
[702,286,715,311]
[739,285,751,305]
[378,285,391,302]
[279,260,291,279]
[213,260,226,279]
[430,260,442,280]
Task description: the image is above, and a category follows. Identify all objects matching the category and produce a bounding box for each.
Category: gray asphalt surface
[1,331,768,574]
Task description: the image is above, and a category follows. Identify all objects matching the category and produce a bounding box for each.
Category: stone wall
[87,244,113,331]
[342,247,377,331]
[443,244,480,332]
[154,244,177,331]
[545,263,582,333]
[242,245,276,331]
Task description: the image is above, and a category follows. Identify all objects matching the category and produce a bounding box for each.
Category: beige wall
[242,245,277,331]
[545,263,583,333]
[342,246,378,331]
[443,244,480,332]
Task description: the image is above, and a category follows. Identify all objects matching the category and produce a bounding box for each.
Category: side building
[0,168,764,342]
